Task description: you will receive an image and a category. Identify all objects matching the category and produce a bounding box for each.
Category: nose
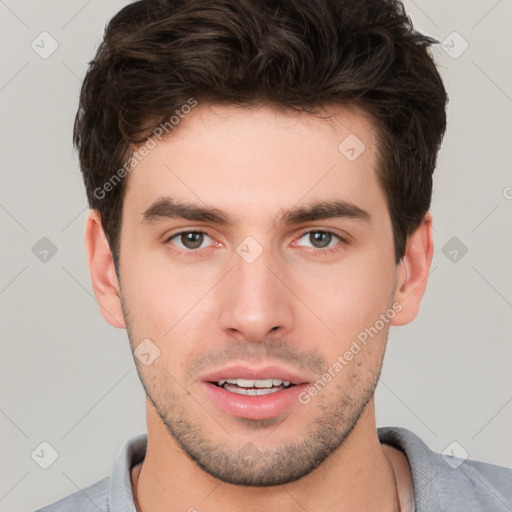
[218,242,295,343]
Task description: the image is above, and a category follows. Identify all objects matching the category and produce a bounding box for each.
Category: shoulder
[34,476,110,512]
[457,457,512,505]
[378,426,512,511]
[33,433,147,512]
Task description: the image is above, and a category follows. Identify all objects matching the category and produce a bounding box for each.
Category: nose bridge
[218,236,294,341]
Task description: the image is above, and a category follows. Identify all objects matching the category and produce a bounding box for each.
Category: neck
[133,397,399,512]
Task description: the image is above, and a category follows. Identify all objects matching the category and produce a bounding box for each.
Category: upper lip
[200,364,311,385]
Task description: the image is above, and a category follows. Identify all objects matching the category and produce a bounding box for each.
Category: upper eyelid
[300,230,343,239]
[167,229,210,239]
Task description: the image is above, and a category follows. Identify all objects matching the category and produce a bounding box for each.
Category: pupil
[182,232,203,249]
[311,231,331,248]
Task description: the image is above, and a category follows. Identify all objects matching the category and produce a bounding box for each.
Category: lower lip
[202,382,308,420]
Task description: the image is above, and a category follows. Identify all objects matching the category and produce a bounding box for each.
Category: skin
[85,103,432,512]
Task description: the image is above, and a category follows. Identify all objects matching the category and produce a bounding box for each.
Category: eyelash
[165,229,347,257]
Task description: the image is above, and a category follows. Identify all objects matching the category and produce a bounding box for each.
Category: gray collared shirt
[34,426,512,512]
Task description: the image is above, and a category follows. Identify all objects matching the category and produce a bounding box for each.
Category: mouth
[213,378,295,396]
[200,366,310,420]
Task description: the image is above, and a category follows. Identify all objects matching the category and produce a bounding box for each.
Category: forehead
[122,103,385,226]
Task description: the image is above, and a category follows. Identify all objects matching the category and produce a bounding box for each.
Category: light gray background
[1,1,511,511]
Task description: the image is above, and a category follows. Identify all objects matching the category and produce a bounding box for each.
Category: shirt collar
[107,428,423,511]
[108,433,147,512]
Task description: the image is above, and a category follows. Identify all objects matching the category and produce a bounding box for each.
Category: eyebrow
[141,196,372,226]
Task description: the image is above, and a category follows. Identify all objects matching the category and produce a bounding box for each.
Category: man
[36,0,511,511]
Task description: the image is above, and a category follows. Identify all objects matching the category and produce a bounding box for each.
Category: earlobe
[391,212,434,326]
[84,210,126,329]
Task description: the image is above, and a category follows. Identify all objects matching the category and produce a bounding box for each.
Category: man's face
[117,104,400,485]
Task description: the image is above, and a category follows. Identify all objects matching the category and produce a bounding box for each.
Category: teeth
[217,378,292,388]
[222,384,282,396]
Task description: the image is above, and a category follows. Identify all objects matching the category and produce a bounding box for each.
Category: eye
[166,231,214,251]
[296,230,345,252]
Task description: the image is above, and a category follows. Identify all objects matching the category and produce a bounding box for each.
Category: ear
[391,212,434,326]
[84,210,126,329]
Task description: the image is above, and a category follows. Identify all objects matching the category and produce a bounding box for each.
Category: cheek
[291,256,396,344]
[120,246,203,331]
[120,251,224,375]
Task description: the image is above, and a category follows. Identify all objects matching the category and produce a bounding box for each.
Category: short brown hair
[74,0,448,267]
